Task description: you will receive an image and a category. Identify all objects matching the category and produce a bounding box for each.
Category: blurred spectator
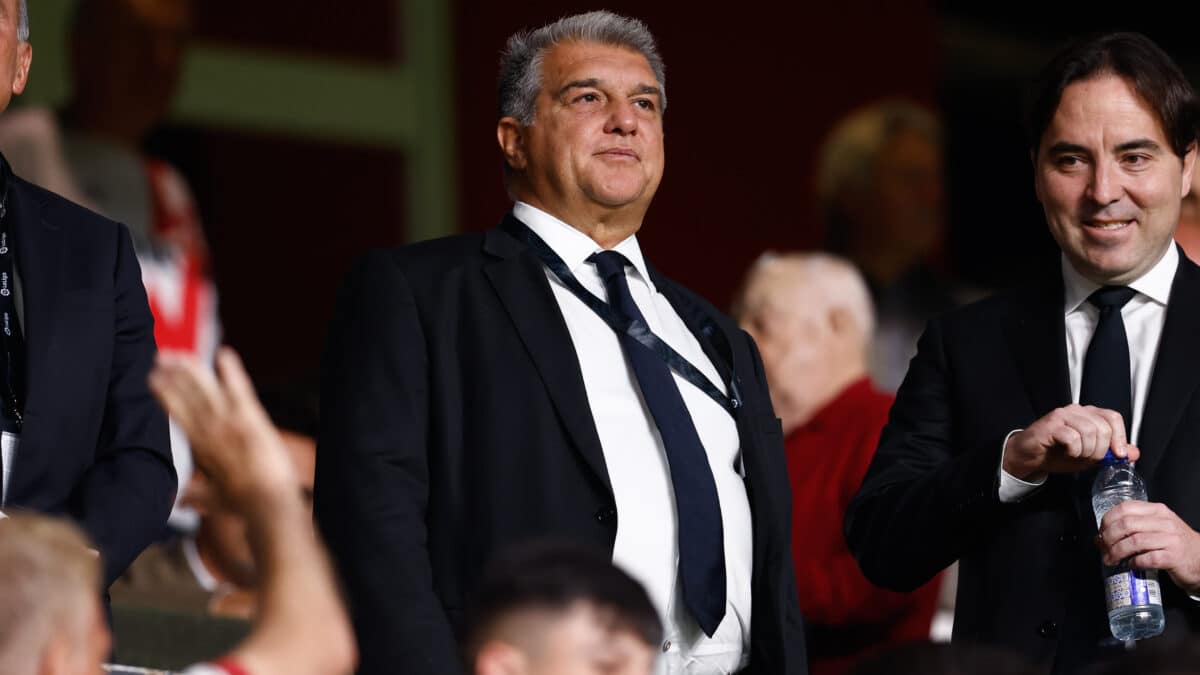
[816,100,956,392]
[0,347,353,675]
[849,641,1034,675]
[63,0,217,531]
[0,514,112,675]
[110,386,318,619]
[466,542,661,675]
[734,252,941,674]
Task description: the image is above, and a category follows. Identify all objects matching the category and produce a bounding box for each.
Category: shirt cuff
[998,429,1047,503]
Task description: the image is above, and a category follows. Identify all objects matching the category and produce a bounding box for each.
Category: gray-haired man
[315,10,807,675]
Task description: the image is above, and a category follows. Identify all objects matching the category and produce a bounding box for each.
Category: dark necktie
[1079,286,1138,431]
[588,250,727,637]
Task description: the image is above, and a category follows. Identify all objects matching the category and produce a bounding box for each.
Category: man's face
[0,0,30,113]
[1035,73,1195,284]
[868,129,944,259]
[504,40,665,223]
[738,274,828,425]
[520,605,656,675]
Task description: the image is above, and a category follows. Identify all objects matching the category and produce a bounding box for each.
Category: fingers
[1092,407,1133,458]
[215,347,262,417]
[151,351,227,441]
[1098,502,1181,566]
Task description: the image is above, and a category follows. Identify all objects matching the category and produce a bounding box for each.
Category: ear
[474,641,528,675]
[11,41,29,97]
[1181,141,1197,199]
[497,117,528,172]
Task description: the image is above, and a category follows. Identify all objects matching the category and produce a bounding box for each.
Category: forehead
[540,41,656,89]
[1044,74,1169,147]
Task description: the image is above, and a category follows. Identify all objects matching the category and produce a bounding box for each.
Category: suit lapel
[648,265,738,391]
[6,178,63,504]
[482,218,612,493]
[1005,272,1072,418]
[1134,251,1200,482]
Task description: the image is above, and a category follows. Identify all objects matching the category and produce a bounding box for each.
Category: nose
[1088,159,1124,205]
[603,100,638,136]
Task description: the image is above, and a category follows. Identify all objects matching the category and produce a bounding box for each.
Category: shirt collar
[1062,243,1178,315]
[512,201,655,292]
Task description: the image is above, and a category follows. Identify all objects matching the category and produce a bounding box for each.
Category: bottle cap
[1101,449,1128,467]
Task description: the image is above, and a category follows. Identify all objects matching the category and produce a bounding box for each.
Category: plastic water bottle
[1091,451,1165,641]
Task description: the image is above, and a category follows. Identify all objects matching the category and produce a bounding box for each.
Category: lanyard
[0,160,23,432]
[507,219,741,416]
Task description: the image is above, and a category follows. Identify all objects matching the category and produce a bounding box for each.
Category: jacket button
[1038,620,1057,638]
[594,506,616,524]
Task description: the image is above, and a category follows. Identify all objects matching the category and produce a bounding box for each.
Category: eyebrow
[1114,138,1162,153]
[1046,139,1164,155]
[557,79,662,99]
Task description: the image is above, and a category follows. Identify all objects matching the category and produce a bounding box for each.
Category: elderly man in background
[735,253,941,674]
[816,101,955,392]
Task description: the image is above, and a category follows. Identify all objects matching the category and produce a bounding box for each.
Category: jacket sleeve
[844,318,1007,593]
[75,223,175,586]
[313,251,461,675]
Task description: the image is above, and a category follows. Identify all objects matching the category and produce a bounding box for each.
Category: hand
[1099,501,1200,594]
[1003,404,1139,480]
[148,347,298,512]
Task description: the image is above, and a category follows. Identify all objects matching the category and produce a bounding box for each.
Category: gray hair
[17,0,27,42]
[497,10,667,126]
[735,251,876,341]
[816,100,939,225]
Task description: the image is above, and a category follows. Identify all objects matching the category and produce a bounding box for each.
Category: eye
[1054,155,1085,169]
[573,92,601,104]
[1122,153,1152,169]
[633,98,656,112]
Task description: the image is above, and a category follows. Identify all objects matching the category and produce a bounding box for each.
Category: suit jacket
[314,214,808,675]
[3,170,175,587]
[845,250,1200,673]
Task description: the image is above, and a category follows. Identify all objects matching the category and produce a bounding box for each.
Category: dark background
[139,3,1200,383]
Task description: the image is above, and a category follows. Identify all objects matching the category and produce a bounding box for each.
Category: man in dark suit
[0,0,174,589]
[314,10,806,675]
[846,33,1200,673]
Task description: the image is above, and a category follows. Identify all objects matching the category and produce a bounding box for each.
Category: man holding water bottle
[846,32,1200,673]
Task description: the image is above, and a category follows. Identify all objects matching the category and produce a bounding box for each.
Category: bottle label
[1105,571,1163,611]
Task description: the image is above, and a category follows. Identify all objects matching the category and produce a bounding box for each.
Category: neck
[518,194,644,249]
[781,362,866,434]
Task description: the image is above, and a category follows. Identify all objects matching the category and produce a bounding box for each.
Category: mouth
[1084,219,1135,232]
[596,148,639,160]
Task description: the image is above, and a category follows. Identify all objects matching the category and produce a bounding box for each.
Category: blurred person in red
[734,252,941,674]
[0,347,355,675]
[466,542,661,675]
[110,387,318,619]
[61,0,217,530]
[816,101,955,393]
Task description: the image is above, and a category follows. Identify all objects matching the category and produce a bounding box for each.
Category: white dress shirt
[999,245,1177,501]
[514,202,753,675]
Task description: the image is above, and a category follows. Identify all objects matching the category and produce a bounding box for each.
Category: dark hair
[1025,32,1200,158]
[464,540,662,667]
